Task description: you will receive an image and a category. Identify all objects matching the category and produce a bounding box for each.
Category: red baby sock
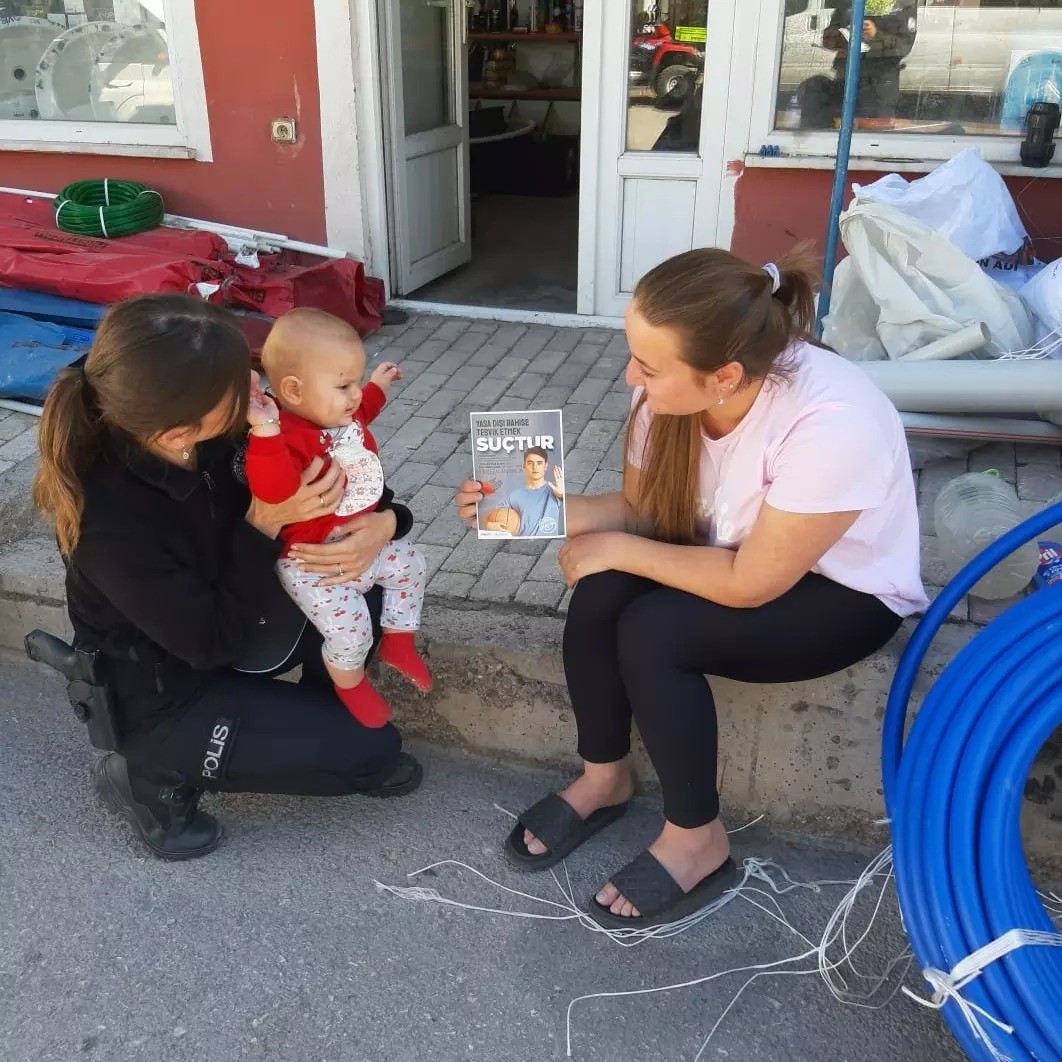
[335,678,392,728]
[378,631,433,692]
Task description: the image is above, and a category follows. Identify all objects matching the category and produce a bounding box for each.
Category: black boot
[93,753,223,860]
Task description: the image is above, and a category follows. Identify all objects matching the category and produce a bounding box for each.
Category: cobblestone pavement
[2,311,1061,625]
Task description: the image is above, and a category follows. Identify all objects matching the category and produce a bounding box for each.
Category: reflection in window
[0,1,172,124]
[626,1,708,152]
[776,0,1062,137]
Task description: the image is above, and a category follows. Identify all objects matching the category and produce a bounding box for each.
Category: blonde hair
[261,308,362,381]
[623,242,820,545]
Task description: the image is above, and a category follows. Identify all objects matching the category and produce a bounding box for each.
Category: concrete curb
[3,532,1059,867]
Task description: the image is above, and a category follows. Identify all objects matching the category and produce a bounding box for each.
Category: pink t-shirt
[628,341,928,617]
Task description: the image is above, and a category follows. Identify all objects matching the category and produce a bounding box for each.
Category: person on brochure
[483,447,566,538]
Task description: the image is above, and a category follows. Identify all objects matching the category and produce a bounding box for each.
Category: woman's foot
[595,818,730,918]
[523,758,635,856]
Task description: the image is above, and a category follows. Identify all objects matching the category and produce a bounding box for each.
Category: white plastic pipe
[0,186,348,260]
[901,412,1062,444]
[0,398,42,418]
[859,359,1062,414]
[898,322,989,362]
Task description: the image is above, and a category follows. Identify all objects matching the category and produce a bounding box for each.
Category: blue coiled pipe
[883,501,1062,1062]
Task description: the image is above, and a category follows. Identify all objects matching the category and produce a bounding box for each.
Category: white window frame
[0,0,212,161]
[745,0,1062,178]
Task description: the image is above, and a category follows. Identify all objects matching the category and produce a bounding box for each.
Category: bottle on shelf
[572,1,583,31]
[509,0,519,29]
[933,471,1039,600]
[778,93,802,130]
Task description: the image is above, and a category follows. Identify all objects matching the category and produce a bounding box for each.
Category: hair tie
[762,262,782,295]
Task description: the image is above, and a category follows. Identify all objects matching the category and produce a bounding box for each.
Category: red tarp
[0,193,385,340]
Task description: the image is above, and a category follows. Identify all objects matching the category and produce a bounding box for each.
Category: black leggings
[123,624,402,796]
[563,571,903,829]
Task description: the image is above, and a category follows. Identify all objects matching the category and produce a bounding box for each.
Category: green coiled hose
[53,179,165,239]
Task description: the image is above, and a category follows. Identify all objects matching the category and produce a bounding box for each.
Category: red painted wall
[731,166,1060,267]
[3,0,327,243]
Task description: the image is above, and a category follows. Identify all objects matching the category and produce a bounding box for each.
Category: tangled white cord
[373,807,927,1059]
[901,929,1062,1062]
[997,325,1062,361]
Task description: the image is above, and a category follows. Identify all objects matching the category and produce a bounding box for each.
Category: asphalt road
[0,652,964,1062]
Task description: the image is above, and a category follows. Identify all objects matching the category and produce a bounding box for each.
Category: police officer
[799,1,918,129]
[33,295,421,860]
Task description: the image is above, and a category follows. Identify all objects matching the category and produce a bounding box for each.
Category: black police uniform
[799,1,918,128]
[65,431,415,856]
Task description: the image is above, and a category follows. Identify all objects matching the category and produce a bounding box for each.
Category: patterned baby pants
[277,542,426,671]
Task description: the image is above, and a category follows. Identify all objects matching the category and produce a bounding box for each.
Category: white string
[374,807,912,1060]
[902,928,1062,1062]
[727,812,765,835]
[996,326,1062,362]
[1040,888,1062,924]
[103,177,110,206]
[98,206,108,239]
[375,808,1058,1060]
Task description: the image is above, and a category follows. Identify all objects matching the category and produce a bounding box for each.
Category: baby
[245,308,431,728]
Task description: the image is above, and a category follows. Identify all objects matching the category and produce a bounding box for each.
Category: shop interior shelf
[469,84,580,101]
[469,31,582,42]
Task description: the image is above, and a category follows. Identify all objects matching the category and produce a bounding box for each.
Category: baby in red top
[245,308,431,728]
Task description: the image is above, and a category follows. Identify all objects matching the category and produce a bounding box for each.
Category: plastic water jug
[933,471,1037,600]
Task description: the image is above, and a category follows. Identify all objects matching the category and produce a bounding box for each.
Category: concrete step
[3,529,1059,871]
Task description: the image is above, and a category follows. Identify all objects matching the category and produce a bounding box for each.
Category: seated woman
[456,244,926,929]
[34,294,422,861]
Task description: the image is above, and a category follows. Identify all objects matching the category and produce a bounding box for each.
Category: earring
[181,448,190,462]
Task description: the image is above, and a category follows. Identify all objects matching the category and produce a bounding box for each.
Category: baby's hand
[370,361,404,391]
[247,370,280,432]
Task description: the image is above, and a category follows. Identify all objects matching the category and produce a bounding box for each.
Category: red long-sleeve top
[245,382,387,550]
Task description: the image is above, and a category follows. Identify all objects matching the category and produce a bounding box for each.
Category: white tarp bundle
[822,199,1035,362]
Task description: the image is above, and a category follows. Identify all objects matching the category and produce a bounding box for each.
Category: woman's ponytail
[771,240,820,340]
[33,366,103,557]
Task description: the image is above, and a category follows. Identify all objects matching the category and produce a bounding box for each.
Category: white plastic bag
[822,199,1035,361]
[1020,260,1062,349]
[852,149,1027,262]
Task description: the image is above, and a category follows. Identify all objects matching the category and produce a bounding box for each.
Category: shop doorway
[372,0,734,318]
[379,1,584,314]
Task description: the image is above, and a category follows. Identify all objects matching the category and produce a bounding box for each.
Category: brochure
[470,409,566,540]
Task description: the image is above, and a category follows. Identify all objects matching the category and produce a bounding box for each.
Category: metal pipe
[815,0,867,337]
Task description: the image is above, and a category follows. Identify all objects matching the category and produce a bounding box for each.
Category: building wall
[731,166,1060,266]
[3,0,328,244]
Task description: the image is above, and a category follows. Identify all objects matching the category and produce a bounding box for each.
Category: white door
[582,0,736,318]
[380,0,471,294]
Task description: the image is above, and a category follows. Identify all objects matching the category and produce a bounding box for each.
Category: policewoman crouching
[32,294,421,860]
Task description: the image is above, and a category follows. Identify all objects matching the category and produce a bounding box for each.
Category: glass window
[774,0,1062,137]
[400,0,452,136]
[0,1,173,125]
[626,1,709,152]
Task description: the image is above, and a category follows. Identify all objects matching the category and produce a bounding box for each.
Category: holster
[25,630,122,752]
